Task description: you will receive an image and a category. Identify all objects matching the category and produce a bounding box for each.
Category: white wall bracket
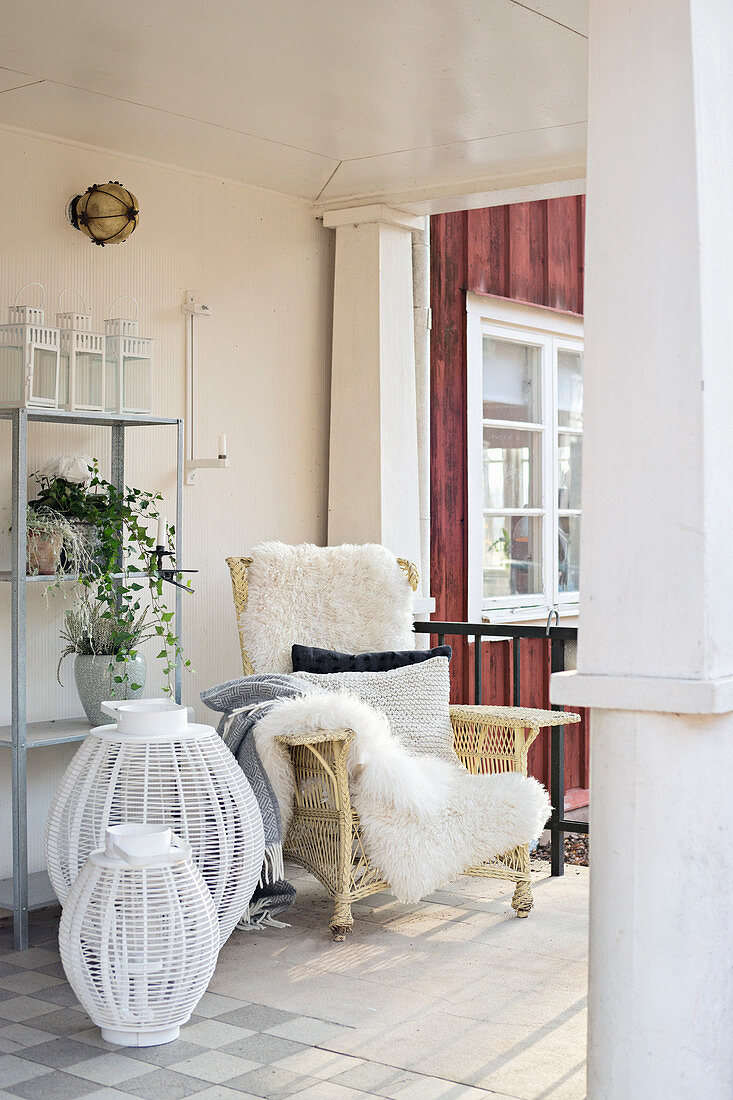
[182,292,229,485]
[182,292,212,318]
[185,457,230,486]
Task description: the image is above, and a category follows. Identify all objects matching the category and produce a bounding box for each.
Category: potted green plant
[25,504,95,580]
[26,506,65,576]
[31,455,105,567]
[39,453,191,707]
[79,461,191,699]
[58,597,154,726]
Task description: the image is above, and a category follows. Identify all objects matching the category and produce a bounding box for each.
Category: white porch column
[323,205,425,590]
[551,2,733,1097]
[412,219,432,605]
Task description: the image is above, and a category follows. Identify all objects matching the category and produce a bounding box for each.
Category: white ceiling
[0,0,587,208]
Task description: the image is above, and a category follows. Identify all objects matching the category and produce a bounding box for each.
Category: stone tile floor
[0,862,588,1100]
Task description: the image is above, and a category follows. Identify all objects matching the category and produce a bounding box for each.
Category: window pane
[59,351,70,408]
[483,426,542,509]
[558,432,582,510]
[557,349,583,429]
[483,514,543,600]
[559,515,581,594]
[123,355,152,413]
[483,336,541,422]
[76,352,103,409]
[32,348,57,403]
[0,345,23,404]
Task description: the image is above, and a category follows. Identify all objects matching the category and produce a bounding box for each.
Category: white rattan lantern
[56,290,105,411]
[46,699,264,946]
[59,824,219,1047]
[0,283,60,408]
[104,296,153,414]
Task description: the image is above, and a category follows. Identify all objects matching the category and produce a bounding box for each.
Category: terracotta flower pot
[27,529,63,575]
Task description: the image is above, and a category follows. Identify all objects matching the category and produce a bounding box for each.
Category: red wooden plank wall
[430,196,588,796]
[430,212,470,698]
[465,197,585,310]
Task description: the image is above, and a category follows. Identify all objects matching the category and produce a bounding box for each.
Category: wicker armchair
[226,552,579,940]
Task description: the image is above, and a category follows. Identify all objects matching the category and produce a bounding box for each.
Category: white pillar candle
[156,515,166,547]
[218,433,227,458]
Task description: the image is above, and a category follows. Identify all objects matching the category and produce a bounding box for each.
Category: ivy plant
[33,459,191,697]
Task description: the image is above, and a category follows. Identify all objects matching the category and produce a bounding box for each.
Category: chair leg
[511,878,533,917]
[330,896,353,941]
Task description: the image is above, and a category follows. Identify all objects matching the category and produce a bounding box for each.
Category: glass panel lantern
[57,292,105,411]
[104,298,153,414]
[0,283,60,408]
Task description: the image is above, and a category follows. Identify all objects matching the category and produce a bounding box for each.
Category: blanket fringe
[237,897,291,931]
[259,843,284,887]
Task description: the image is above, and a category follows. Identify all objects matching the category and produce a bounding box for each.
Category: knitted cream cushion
[294,656,459,765]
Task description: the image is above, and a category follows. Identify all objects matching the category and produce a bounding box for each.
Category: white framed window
[467,293,584,622]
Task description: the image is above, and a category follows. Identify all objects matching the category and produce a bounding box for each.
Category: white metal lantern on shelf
[104,295,153,414]
[56,290,105,411]
[59,824,219,1047]
[0,283,60,408]
[45,699,265,947]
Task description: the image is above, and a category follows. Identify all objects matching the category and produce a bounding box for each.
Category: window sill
[481,605,579,627]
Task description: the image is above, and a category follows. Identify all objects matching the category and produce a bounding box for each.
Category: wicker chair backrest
[226,546,418,676]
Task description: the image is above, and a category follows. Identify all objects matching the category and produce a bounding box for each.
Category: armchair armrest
[274,728,354,748]
[274,728,354,814]
[450,704,580,777]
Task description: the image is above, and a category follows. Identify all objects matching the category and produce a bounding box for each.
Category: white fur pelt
[253,690,551,905]
[240,542,416,674]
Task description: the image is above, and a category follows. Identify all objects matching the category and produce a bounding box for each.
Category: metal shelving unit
[0,407,184,949]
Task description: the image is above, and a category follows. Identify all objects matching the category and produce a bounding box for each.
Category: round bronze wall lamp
[67,182,139,246]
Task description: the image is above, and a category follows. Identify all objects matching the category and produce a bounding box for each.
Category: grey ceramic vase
[74,654,147,727]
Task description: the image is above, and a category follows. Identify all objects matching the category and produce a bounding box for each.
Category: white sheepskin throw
[240,542,416,674]
[253,690,551,905]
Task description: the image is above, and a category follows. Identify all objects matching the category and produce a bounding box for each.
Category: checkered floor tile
[0,863,588,1099]
[0,907,420,1099]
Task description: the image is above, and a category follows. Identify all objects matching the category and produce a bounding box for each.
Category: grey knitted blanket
[201,674,306,927]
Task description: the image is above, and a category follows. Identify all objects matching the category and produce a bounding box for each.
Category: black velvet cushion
[291,643,452,673]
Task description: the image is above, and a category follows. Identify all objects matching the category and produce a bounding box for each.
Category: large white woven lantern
[0,283,60,407]
[46,700,264,946]
[60,824,218,1047]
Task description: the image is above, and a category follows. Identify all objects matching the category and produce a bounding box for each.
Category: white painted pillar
[412,218,431,604]
[323,205,424,590]
[551,2,733,1096]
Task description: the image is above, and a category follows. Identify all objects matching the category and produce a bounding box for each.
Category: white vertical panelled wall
[551,0,733,1096]
[0,128,333,880]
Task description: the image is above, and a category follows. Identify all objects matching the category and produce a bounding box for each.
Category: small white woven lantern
[104,296,153,414]
[0,283,60,407]
[46,700,264,946]
[56,290,105,411]
[59,824,219,1047]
